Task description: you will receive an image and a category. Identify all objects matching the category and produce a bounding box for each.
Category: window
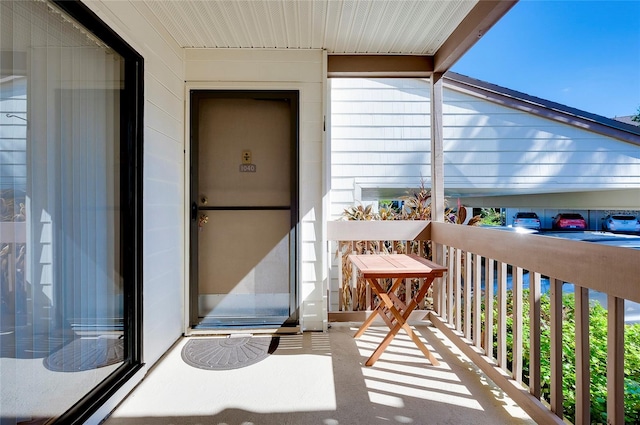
[0,1,142,423]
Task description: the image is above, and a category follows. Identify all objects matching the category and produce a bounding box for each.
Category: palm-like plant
[342,204,375,221]
[336,180,480,311]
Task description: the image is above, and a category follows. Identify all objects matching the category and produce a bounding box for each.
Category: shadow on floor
[104,322,534,425]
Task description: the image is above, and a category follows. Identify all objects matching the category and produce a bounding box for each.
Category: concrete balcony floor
[104,322,535,425]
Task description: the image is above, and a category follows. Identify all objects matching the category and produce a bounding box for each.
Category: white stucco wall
[184,49,327,332]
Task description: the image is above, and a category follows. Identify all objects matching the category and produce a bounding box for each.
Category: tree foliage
[633,106,640,123]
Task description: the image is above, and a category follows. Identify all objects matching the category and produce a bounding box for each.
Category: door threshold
[185,325,301,337]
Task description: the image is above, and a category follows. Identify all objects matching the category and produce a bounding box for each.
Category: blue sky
[451,0,640,119]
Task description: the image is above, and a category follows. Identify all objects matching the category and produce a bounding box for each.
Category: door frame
[185,88,300,333]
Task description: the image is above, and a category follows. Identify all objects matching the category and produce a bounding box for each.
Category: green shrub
[478,208,504,226]
[492,288,640,424]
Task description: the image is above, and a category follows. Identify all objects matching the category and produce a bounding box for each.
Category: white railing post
[351,245,357,311]
[455,248,462,332]
[338,247,343,311]
[473,253,482,349]
[497,261,507,369]
[464,251,472,340]
[484,258,494,358]
[447,246,455,325]
[434,243,446,316]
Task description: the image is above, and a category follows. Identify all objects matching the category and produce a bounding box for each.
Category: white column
[430,73,444,223]
[430,73,445,312]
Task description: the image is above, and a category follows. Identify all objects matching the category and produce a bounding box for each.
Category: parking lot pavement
[539,230,640,249]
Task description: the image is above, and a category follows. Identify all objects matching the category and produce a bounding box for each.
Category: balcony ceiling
[139,0,516,72]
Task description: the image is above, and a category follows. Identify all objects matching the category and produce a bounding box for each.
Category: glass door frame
[188,89,300,330]
[42,2,144,423]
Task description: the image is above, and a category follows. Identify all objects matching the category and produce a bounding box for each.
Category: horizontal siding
[332,126,429,139]
[442,126,612,141]
[332,113,429,127]
[333,101,429,114]
[333,152,431,164]
[330,76,432,205]
[332,164,427,177]
[332,78,429,89]
[0,139,26,151]
[0,79,27,189]
[331,169,638,185]
[332,139,430,152]
[448,150,639,164]
[332,88,430,102]
[330,78,640,207]
[334,150,638,166]
[445,139,638,152]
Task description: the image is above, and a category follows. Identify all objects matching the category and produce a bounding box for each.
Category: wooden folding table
[349,253,447,366]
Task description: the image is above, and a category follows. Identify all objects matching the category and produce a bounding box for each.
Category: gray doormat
[181,336,279,370]
[43,337,124,372]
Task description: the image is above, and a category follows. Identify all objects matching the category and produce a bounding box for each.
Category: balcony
[104,221,638,425]
[327,220,639,425]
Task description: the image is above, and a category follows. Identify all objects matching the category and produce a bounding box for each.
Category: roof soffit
[140,0,517,74]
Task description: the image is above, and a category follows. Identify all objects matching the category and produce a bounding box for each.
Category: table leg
[364,277,440,366]
[354,277,404,338]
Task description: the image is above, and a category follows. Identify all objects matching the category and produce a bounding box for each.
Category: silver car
[513,212,541,230]
[601,214,640,233]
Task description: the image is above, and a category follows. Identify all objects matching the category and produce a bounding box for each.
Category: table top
[348,253,447,279]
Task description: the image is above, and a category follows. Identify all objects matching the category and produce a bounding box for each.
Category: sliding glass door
[0,1,142,423]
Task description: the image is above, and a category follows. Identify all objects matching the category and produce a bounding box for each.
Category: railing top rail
[327,220,639,303]
[430,221,640,303]
[327,220,431,242]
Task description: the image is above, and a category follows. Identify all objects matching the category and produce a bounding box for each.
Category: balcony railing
[327,220,640,425]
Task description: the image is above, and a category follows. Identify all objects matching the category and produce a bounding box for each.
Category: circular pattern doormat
[181,336,278,370]
[43,337,124,372]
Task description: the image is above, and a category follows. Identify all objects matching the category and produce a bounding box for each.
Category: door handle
[191,202,197,221]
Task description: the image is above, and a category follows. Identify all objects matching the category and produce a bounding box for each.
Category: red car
[552,213,587,230]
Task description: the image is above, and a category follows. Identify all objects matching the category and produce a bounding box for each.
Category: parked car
[601,214,640,233]
[552,213,587,230]
[512,212,541,230]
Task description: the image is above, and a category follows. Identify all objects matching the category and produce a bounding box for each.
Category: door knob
[198,214,209,229]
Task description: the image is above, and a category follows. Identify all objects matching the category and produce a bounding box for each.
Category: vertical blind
[1,1,125,422]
